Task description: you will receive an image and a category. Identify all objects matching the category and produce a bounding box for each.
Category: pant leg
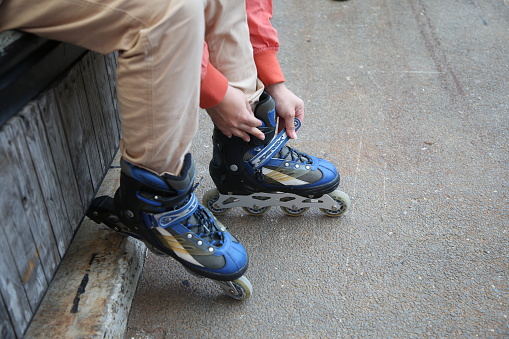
[203,0,264,106]
[0,0,205,175]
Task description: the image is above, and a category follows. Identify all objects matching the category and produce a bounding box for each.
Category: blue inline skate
[87,153,252,300]
[203,92,350,217]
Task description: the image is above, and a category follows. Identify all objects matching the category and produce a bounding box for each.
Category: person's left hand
[265,82,304,139]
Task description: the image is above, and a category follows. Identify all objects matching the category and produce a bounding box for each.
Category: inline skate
[203,92,350,217]
[87,153,252,300]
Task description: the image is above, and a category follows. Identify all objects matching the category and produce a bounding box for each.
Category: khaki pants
[0,0,261,174]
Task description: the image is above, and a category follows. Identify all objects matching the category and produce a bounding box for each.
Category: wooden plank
[0,293,16,339]
[63,55,103,193]
[41,90,84,230]
[0,121,48,328]
[0,225,31,339]
[80,53,120,169]
[12,107,62,284]
[20,100,72,257]
[53,64,95,222]
[95,53,121,161]
[79,53,111,173]
[97,52,120,154]
[102,53,122,141]
[2,117,55,297]
[0,49,120,339]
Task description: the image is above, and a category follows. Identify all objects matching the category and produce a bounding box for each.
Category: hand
[265,82,304,139]
[206,86,265,142]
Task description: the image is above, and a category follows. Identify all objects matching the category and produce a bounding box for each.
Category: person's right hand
[206,86,265,142]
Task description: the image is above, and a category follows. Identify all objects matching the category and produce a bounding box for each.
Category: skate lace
[183,180,224,248]
[277,146,312,164]
[187,206,224,247]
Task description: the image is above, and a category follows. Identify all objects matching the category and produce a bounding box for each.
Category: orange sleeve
[246,0,285,86]
[200,42,228,109]
[200,1,285,107]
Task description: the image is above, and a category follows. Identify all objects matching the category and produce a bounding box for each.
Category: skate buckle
[249,118,302,170]
[155,193,199,228]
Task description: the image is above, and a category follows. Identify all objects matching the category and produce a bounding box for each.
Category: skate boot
[87,153,252,300]
[203,92,350,217]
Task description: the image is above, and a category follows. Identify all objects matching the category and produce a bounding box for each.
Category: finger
[244,113,262,127]
[218,126,233,138]
[247,126,265,140]
[238,123,264,141]
[295,106,305,123]
[232,128,251,142]
[286,117,297,139]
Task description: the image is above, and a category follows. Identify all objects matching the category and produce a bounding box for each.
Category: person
[0,0,346,300]
[202,0,304,143]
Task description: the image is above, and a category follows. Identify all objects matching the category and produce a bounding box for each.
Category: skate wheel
[280,206,309,217]
[216,276,253,300]
[242,205,271,216]
[203,189,230,216]
[320,190,350,217]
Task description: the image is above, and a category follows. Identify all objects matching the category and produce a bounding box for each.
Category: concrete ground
[126,0,509,337]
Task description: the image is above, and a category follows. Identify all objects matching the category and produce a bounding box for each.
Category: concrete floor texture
[126,0,509,338]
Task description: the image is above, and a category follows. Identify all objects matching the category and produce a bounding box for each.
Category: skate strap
[153,193,199,229]
[249,118,302,170]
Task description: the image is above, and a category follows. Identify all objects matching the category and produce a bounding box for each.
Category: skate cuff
[249,118,301,170]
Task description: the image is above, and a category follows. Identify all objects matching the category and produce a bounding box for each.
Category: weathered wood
[0,50,120,338]
[2,117,58,298]
[0,122,48,331]
[41,90,85,230]
[104,53,122,143]
[98,53,121,150]
[79,53,110,172]
[0,226,31,339]
[79,53,119,183]
[53,64,95,221]
[65,56,103,193]
[20,100,73,256]
[0,293,16,339]
[12,110,62,284]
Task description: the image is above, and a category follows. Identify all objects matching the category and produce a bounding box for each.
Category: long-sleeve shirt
[200,0,285,108]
